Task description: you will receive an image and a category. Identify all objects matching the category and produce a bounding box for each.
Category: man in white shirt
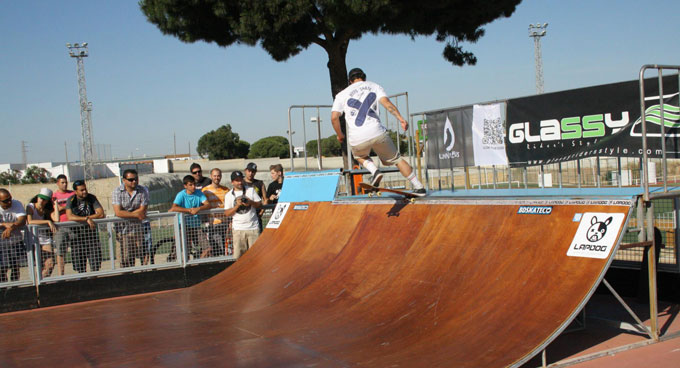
[0,188,26,282]
[331,67,425,195]
[224,171,261,259]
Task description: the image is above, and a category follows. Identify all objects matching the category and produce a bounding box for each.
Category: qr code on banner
[482,117,503,145]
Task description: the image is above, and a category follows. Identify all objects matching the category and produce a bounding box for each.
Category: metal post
[315,107,322,170]
[558,162,563,188]
[596,156,601,187]
[302,109,308,171]
[646,201,659,340]
[640,67,650,201]
[657,70,668,193]
[287,107,295,171]
[577,160,582,188]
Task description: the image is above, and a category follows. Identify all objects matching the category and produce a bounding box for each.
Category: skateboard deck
[359,183,423,199]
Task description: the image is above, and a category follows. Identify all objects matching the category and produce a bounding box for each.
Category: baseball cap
[37,188,53,200]
[231,171,244,181]
[245,162,257,171]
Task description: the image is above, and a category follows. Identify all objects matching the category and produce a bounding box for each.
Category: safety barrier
[1,207,274,289]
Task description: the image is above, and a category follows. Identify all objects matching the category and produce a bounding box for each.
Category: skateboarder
[331,67,426,195]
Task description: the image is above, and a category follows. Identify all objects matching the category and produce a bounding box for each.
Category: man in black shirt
[266,164,284,205]
[66,180,105,273]
[190,163,212,190]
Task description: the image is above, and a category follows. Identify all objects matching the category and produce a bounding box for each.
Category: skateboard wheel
[377,192,382,196]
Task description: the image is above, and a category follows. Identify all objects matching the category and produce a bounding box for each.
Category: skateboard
[358,183,423,202]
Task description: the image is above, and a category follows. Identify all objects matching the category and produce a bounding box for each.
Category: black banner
[506,76,680,166]
[425,107,474,169]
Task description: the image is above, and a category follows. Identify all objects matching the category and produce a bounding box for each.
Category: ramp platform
[0,198,633,367]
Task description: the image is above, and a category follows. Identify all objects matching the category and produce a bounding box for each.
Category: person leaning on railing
[112,169,150,267]
[25,188,59,278]
[0,188,27,283]
[65,180,105,273]
[169,175,211,261]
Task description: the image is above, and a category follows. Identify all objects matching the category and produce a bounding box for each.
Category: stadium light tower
[66,42,96,184]
[528,23,548,94]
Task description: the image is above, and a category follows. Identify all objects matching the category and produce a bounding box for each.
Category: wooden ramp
[0,198,633,367]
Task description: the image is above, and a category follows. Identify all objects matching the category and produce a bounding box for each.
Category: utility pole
[21,140,28,167]
[66,42,96,185]
[64,141,69,165]
[528,23,548,94]
[173,132,177,157]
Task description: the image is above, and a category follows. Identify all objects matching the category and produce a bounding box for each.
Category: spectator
[66,180,105,273]
[267,164,284,205]
[169,175,211,260]
[52,174,75,275]
[0,188,26,282]
[244,162,267,231]
[202,168,230,257]
[25,188,59,278]
[190,163,212,190]
[224,171,261,259]
[112,169,150,267]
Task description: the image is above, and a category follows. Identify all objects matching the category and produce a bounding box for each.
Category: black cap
[348,67,366,82]
[246,162,257,171]
[231,171,244,181]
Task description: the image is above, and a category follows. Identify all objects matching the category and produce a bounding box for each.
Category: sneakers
[370,171,383,187]
[412,188,427,196]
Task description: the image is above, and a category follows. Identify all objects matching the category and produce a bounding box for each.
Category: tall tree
[249,136,290,159]
[140,0,521,98]
[197,124,250,160]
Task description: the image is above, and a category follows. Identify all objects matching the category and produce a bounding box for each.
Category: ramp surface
[0,199,632,367]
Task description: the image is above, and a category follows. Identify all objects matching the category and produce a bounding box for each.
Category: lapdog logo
[586,215,612,242]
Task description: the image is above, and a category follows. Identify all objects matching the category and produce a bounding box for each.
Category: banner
[425,107,474,169]
[506,76,680,166]
[472,104,508,166]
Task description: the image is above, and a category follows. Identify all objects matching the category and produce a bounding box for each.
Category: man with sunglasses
[112,169,150,267]
[189,163,211,191]
[0,188,26,282]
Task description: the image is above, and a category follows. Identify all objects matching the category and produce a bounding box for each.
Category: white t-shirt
[332,80,387,146]
[224,187,261,231]
[26,203,52,245]
[0,199,26,241]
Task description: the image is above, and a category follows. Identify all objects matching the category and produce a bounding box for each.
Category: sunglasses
[192,170,202,174]
[0,197,12,204]
[125,177,138,182]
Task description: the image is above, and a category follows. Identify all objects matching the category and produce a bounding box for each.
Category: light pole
[528,23,548,94]
[66,42,96,184]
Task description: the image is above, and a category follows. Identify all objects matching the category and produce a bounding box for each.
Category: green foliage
[140,0,522,97]
[0,170,21,185]
[197,124,250,160]
[248,136,290,159]
[306,135,342,157]
[21,166,53,184]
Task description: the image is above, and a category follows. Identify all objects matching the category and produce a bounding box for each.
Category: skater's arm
[331,111,345,142]
[379,97,408,131]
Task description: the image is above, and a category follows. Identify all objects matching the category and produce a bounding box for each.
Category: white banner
[472,104,508,166]
[265,202,291,229]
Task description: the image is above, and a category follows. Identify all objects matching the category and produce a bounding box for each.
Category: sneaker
[370,171,383,187]
[412,188,427,196]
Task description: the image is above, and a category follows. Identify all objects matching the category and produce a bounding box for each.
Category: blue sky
[1,0,679,163]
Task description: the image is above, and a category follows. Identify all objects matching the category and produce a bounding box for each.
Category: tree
[306,135,342,157]
[197,124,250,160]
[249,136,290,159]
[0,170,21,185]
[21,166,53,184]
[140,0,521,98]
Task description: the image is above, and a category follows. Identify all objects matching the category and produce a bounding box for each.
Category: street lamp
[528,23,548,94]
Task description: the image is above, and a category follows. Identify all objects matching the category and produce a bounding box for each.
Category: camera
[241,197,249,204]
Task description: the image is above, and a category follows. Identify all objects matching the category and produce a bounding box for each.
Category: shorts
[54,227,73,256]
[232,229,259,259]
[351,132,401,165]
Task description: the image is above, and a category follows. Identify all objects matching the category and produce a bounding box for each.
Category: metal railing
[2,207,274,289]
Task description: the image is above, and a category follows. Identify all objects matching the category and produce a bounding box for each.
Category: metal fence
[1,207,274,289]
